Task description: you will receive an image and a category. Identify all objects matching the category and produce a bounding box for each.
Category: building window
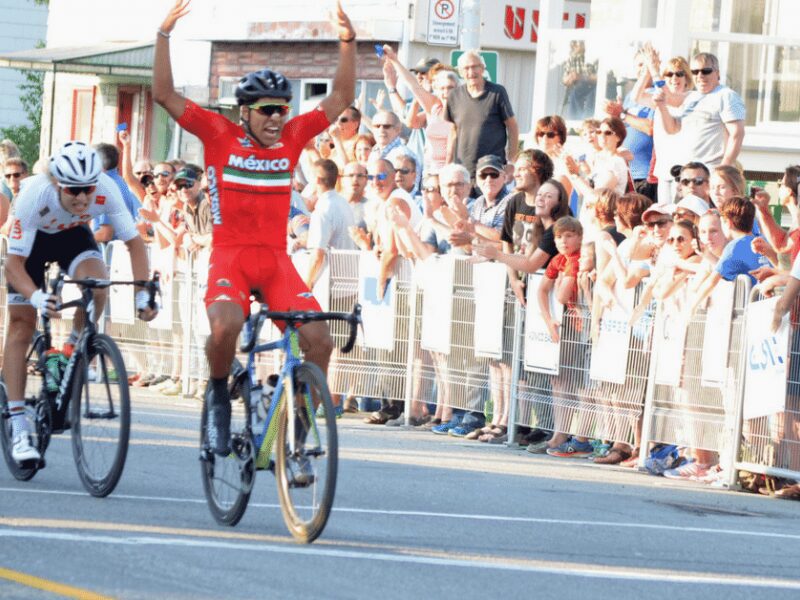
[71,88,96,141]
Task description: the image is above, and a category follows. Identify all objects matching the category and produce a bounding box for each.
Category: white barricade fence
[511,276,653,448]
[638,275,751,485]
[326,249,414,403]
[403,256,515,427]
[0,236,9,357]
[734,287,800,483]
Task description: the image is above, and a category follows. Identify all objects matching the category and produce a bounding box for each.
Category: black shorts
[7,225,103,305]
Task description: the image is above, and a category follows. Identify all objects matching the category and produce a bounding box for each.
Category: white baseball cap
[676,194,710,218]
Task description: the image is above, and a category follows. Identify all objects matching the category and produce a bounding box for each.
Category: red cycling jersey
[177,99,329,249]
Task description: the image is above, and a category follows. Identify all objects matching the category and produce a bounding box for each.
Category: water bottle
[44,349,64,393]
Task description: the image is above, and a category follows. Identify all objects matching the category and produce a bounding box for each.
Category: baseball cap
[410,57,441,74]
[676,194,710,217]
[173,168,198,185]
[475,155,505,174]
[642,203,676,221]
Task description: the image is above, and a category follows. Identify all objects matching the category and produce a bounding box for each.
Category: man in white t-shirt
[654,52,745,167]
[304,159,356,288]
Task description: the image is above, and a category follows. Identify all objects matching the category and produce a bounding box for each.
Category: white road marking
[0,527,798,589]
[2,486,799,542]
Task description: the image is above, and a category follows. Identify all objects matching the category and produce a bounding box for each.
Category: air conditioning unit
[218,76,239,106]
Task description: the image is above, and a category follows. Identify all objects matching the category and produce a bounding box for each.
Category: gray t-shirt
[306,190,356,251]
[677,85,746,167]
[444,81,515,176]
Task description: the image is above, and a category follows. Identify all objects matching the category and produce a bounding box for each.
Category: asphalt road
[1,390,799,600]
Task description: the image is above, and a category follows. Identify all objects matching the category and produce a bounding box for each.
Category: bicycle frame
[242,322,315,461]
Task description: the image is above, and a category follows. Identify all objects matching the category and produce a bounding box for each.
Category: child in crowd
[537,217,594,457]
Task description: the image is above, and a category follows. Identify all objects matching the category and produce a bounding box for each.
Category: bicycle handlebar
[239,303,362,354]
[50,271,161,313]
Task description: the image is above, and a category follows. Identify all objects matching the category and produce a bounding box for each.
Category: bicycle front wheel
[70,334,131,497]
[275,362,338,543]
[200,371,255,526]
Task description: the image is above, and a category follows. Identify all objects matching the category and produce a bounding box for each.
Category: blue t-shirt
[93,168,141,238]
[622,92,655,180]
[715,234,769,285]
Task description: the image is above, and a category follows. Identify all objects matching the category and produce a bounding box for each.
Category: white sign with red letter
[481,1,589,51]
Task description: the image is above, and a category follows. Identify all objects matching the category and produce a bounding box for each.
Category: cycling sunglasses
[249,103,291,117]
[367,173,388,181]
[62,185,96,196]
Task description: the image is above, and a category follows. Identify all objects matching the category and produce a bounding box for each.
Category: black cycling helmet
[235,69,293,105]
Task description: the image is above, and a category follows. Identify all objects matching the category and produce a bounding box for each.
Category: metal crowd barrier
[2,236,800,493]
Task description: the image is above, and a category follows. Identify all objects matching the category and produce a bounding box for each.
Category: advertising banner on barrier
[590,282,635,384]
[290,251,330,311]
[743,297,789,420]
[473,261,507,359]
[701,280,734,387]
[194,249,211,337]
[653,303,688,387]
[357,251,396,351]
[149,246,174,331]
[108,241,134,325]
[523,273,562,374]
[420,254,454,355]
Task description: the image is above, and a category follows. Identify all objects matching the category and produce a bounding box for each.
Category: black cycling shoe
[205,384,231,456]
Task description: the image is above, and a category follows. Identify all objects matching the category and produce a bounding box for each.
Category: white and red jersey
[177,99,330,250]
[7,172,137,257]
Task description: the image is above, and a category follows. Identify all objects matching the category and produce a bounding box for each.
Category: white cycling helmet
[49,141,102,187]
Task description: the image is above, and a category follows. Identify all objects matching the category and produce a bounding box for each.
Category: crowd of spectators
[2,41,799,497]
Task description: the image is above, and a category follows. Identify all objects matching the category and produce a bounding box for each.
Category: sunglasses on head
[62,185,96,196]
[646,218,671,228]
[675,210,694,219]
[680,176,708,186]
[154,170,172,178]
[175,180,196,190]
[663,71,685,78]
[4,172,23,179]
[478,171,501,180]
[367,173,388,181]
[249,103,291,117]
[537,131,558,138]
[691,67,714,76]
[667,235,687,244]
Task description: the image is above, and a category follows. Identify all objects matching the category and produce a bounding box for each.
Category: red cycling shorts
[204,246,320,329]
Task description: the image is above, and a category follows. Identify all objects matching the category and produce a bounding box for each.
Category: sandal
[591,447,631,465]
[775,483,800,500]
[363,411,392,425]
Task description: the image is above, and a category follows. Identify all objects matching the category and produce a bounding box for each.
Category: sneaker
[449,424,478,438]
[152,377,174,392]
[664,461,710,481]
[287,453,315,487]
[546,438,594,458]
[385,412,405,426]
[150,374,171,388]
[589,441,611,460]
[431,417,461,435]
[12,433,40,462]
[526,440,551,454]
[205,388,231,456]
[160,379,182,396]
[315,404,344,419]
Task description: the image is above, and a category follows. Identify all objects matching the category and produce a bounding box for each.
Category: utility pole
[460,0,480,49]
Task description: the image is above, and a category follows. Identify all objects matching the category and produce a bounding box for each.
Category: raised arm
[382,45,439,115]
[319,2,357,122]
[153,0,191,120]
[118,130,146,201]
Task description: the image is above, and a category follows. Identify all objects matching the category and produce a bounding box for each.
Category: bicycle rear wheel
[0,337,49,481]
[275,362,338,543]
[200,370,255,526]
[70,333,130,497]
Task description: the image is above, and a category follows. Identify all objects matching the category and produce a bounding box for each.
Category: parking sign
[428,0,460,46]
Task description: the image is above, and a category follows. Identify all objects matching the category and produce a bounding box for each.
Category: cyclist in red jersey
[154,0,356,455]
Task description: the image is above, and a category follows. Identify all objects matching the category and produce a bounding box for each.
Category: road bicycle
[0,269,160,497]
[200,301,361,543]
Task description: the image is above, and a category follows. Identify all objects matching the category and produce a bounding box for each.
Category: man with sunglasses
[677,161,712,204]
[154,0,356,455]
[3,157,28,200]
[2,141,157,463]
[654,52,745,168]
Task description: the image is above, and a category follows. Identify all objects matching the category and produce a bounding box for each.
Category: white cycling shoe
[12,433,40,462]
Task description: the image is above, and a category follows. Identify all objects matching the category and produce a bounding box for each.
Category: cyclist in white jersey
[2,141,157,463]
